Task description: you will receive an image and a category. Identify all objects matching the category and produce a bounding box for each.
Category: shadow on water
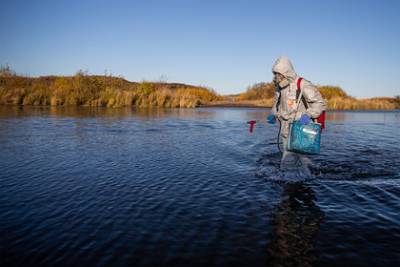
[267,183,324,267]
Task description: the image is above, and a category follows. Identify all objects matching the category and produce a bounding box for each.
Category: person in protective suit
[267,56,327,170]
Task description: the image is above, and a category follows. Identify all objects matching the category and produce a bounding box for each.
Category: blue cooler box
[287,120,321,154]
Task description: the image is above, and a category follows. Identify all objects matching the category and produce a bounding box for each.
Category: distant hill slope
[0,71,221,108]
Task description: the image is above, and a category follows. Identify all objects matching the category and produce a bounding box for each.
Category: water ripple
[1,107,399,266]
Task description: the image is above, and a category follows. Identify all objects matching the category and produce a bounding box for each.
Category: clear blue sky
[1,0,399,97]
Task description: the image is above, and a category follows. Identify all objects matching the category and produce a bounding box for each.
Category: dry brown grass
[0,71,221,108]
[232,82,399,110]
[1,66,398,110]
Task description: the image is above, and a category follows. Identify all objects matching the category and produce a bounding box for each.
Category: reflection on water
[268,184,324,267]
[0,105,210,119]
[1,106,399,123]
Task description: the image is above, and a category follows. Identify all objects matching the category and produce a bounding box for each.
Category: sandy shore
[200,100,273,108]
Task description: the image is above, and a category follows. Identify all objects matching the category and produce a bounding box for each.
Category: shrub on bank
[0,71,220,108]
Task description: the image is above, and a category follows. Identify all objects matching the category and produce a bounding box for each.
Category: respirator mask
[273,72,290,89]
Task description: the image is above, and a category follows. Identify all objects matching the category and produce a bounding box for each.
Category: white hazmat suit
[271,57,327,172]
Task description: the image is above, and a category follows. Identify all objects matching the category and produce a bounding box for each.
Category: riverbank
[0,72,221,108]
[200,99,273,108]
[234,82,400,110]
[201,99,400,110]
[1,69,399,110]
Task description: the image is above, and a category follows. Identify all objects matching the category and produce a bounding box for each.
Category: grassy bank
[0,70,221,108]
[1,66,398,110]
[235,82,400,110]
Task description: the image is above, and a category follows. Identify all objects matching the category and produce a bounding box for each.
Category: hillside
[0,70,221,108]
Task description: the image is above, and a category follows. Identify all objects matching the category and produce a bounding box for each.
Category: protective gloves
[299,114,311,125]
[267,114,276,124]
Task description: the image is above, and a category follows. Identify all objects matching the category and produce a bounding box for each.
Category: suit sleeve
[301,80,327,118]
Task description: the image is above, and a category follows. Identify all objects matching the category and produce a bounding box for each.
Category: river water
[1,106,399,267]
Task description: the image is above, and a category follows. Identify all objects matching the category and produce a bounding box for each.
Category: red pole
[247,120,256,133]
